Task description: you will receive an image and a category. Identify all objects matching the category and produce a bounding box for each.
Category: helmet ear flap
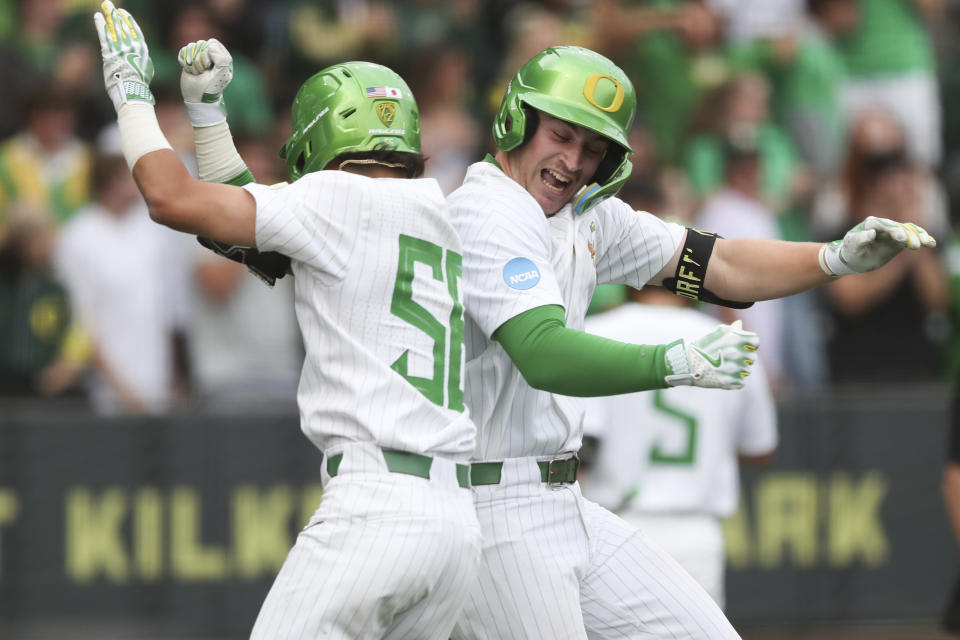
[591,146,626,186]
[520,107,538,147]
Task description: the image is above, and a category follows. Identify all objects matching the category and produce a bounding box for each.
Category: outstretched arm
[655,217,937,303]
[94,1,256,246]
[706,238,828,302]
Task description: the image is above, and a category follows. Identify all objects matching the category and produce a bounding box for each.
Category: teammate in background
[445,46,935,639]
[93,4,480,639]
[579,285,777,609]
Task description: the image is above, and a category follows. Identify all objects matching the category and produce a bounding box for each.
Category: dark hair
[24,86,74,116]
[326,150,426,178]
[503,106,540,149]
[862,148,911,180]
[618,175,665,212]
[92,154,130,193]
[0,212,49,279]
[807,0,853,16]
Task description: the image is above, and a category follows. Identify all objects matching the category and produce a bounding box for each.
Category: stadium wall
[0,391,954,636]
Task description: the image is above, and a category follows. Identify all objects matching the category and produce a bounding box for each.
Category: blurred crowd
[0,0,958,415]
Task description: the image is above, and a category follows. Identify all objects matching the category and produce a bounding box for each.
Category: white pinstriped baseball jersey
[582,303,778,518]
[244,172,482,640]
[449,161,738,640]
[246,172,475,460]
[449,161,685,460]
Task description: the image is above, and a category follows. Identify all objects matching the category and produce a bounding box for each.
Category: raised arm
[177,38,290,284]
[94,1,256,246]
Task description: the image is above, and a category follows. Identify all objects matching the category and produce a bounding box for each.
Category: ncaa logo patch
[503,257,541,290]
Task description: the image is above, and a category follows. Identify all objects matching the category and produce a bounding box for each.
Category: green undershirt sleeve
[492,304,670,397]
[223,168,256,186]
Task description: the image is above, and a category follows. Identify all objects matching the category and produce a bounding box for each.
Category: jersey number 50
[390,234,465,412]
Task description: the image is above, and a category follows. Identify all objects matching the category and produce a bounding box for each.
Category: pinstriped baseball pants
[451,457,740,640]
[250,442,482,640]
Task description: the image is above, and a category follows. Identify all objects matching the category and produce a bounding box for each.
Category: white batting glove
[178,38,233,127]
[819,216,936,277]
[663,320,759,390]
[93,0,155,112]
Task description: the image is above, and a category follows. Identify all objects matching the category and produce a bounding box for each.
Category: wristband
[818,241,853,278]
[193,121,248,183]
[116,102,173,170]
[184,100,227,128]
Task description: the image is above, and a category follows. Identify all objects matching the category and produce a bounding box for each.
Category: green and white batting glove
[178,38,233,127]
[818,215,936,277]
[663,320,759,390]
[94,0,155,112]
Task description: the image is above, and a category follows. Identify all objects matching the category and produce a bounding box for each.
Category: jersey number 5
[390,234,465,412]
[648,389,698,465]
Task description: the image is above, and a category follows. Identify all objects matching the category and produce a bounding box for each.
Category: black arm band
[662,228,754,310]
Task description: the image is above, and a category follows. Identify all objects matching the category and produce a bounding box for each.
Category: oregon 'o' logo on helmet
[492,46,637,214]
[376,102,397,127]
[583,74,624,113]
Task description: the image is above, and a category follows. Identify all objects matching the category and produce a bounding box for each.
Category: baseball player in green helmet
[443,45,936,639]
[279,62,422,181]
[492,45,637,215]
[94,3,481,638]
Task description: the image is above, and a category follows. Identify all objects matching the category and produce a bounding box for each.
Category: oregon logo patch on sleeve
[503,257,541,290]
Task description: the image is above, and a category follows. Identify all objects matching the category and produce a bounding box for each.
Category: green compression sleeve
[492,304,670,396]
[223,168,255,186]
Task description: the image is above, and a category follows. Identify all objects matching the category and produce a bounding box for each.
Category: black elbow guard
[661,229,754,310]
[197,236,292,287]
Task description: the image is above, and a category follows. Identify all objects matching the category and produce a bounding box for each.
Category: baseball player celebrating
[580,286,778,609]
[160,36,936,637]
[445,46,935,639]
[93,4,480,639]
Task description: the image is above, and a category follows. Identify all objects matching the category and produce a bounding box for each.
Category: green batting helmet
[280,62,420,181]
[494,46,636,214]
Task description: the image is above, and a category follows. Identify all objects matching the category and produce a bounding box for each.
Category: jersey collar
[483,152,503,171]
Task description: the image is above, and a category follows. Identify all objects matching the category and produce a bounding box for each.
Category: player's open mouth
[541,168,572,193]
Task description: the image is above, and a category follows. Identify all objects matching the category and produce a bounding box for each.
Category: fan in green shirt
[683,72,801,217]
[776,0,858,178]
[840,0,936,77]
